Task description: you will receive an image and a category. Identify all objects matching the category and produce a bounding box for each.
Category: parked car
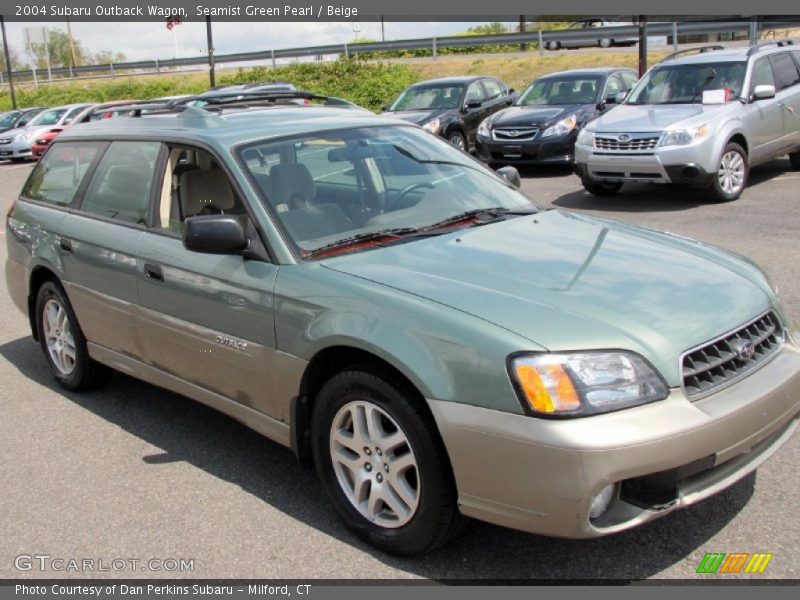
[0,104,91,162]
[6,98,799,556]
[575,42,800,200]
[545,18,639,51]
[475,68,638,167]
[31,101,140,159]
[383,76,517,151]
[0,107,44,136]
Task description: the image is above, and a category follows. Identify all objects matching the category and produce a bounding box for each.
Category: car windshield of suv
[625,62,746,104]
[239,126,536,257]
[0,112,20,128]
[515,76,602,106]
[389,85,465,111]
[27,108,68,127]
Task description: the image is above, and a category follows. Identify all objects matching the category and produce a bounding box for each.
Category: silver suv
[574,41,800,201]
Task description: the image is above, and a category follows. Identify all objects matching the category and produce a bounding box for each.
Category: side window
[156,146,247,233]
[21,142,103,206]
[465,82,487,105]
[80,141,160,225]
[63,106,86,125]
[603,75,623,100]
[482,79,503,100]
[768,53,800,92]
[621,71,639,90]
[751,57,776,93]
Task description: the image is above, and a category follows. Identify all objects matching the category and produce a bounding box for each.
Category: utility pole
[381,16,385,42]
[206,16,215,88]
[638,15,648,77]
[65,16,78,74]
[0,16,17,109]
[519,15,527,52]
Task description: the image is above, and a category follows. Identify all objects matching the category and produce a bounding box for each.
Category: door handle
[59,238,72,252]
[143,263,164,282]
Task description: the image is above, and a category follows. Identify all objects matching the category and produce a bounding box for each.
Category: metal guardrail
[2,19,797,82]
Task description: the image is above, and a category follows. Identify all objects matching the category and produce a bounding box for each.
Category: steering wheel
[387,182,434,212]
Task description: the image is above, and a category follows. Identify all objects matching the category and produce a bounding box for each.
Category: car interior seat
[179,168,237,217]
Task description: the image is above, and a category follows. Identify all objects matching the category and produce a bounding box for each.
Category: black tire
[789,151,800,170]
[10,157,27,163]
[311,365,462,556]
[35,280,110,391]
[709,142,749,202]
[547,41,560,51]
[447,131,467,152]
[582,178,623,196]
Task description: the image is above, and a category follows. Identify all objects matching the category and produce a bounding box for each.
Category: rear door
[58,140,161,357]
[773,51,800,148]
[462,81,490,146]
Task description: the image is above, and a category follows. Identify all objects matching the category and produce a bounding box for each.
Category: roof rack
[116,90,365,118]
[658,45,725,64]
[746,38,796,57]
[207,80,291,91]
[87,99,167,116]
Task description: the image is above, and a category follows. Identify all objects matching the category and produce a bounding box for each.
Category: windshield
[626,62,746,105]
[389,85,464,111]
[516,76,602,106]
[28,108,69,127]
[238,126,535,256]
[0,112,19,128]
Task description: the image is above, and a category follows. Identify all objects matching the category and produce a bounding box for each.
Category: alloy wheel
[718,150,745,195]
[329,400,420,528]
[42,298,76,375]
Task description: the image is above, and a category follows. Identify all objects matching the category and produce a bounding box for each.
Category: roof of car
[537,67,635,78]
[57,105,408,148]
[410,76,489,87]
[661,42,797,66]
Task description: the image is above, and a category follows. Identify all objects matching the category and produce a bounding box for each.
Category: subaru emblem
[617,134,632,142]
[732,339,756,361]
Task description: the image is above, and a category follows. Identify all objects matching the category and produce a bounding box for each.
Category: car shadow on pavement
[550,158,796,214]
[1,336,756,581]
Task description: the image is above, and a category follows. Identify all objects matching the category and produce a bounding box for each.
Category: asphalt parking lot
[1,158,799,580]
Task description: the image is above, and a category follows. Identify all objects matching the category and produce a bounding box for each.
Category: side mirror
[508,88,516,94]
[183,215,248,255]
[496,166,521,189]
[614,90,629,104]
[465,100,483,110]
[752,84,776,100]
[381,104,389,112]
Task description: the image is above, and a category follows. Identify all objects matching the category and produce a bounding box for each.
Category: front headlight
[509,351,668,417]
[576,128,594,146]
[477,118,491,138]
[422,118,441,134]
[541,115,577,138]
[658,124,708,147]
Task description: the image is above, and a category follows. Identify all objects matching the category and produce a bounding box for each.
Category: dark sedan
[383,76,517,151]
[475,68,638,167]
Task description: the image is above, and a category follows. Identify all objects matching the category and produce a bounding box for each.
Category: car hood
[322,210,772,385]
[588,103,727,132]
[490,105,586,127]
[385,109,450,125]
[5,124,52,140]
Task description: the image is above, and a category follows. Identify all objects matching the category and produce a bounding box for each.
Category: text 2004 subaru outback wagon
[6,94,800,555]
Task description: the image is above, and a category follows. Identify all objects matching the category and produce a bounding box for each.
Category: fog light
[589,484,615,520]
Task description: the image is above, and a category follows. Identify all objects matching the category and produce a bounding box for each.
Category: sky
[2,21,498,65]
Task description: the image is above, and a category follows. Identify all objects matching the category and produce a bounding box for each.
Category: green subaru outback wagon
[5,93,800,555]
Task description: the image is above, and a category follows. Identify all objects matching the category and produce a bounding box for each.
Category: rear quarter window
[21,142,104,206]
[769,53,800,91]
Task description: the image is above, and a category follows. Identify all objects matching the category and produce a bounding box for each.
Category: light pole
[0,16,16,109]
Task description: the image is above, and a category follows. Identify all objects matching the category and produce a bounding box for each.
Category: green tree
[0,44,22,72]
[465,22,510,35]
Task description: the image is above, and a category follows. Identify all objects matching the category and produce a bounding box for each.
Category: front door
[135,146,284,420]
[744,57,785,162]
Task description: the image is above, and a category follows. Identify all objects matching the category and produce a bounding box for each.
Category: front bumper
[574,137,720,188]
[476,132,576,166]
[428,341,800,538]
[0,139,33,159]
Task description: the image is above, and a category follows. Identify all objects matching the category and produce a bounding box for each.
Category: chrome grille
[594,134,660,152]
[682,312,784,399]
[493,128,538,142]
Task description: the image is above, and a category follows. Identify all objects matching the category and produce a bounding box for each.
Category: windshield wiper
[303,228,419,259]
[421,207,538,231]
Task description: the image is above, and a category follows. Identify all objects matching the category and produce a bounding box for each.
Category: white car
[0,104,90,162]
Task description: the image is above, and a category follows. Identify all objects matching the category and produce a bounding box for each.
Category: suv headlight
[576,128,594,146]
[422,118,441,134]
[541,115,577,138]
[509,351,668,417]
[659,124,708,147]
[477,118,491,138]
